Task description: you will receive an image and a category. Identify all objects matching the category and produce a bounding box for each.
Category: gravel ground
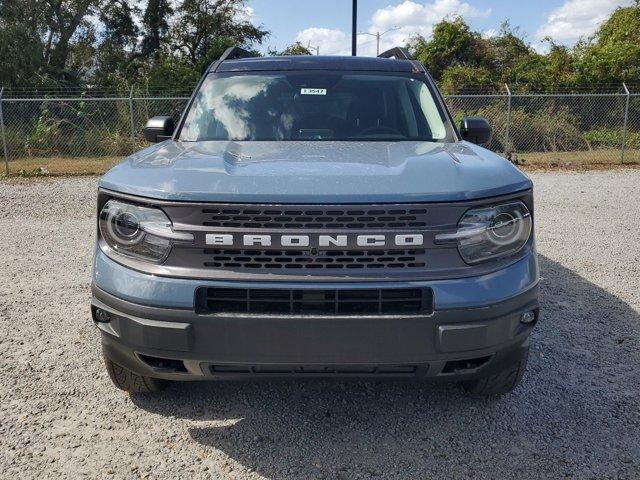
[1,170,639,479]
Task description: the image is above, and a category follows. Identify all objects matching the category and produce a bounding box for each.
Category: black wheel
[461,347,529,397]
[103,350,166,393]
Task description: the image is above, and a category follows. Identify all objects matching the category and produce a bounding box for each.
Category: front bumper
[92,251,539,381]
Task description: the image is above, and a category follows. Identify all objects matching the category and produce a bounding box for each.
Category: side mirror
[459,117,492,145]
[143,116,175,143]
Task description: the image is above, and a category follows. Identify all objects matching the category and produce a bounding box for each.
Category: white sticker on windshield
[301,88,327,95]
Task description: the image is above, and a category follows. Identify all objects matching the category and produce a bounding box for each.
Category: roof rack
[218,46,256,62]
[207,46,257,73]
[378,47,413,60]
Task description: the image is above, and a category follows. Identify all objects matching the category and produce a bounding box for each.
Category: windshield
[179,72,453,142]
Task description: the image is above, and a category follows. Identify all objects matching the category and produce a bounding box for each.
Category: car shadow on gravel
[131,255,640,479]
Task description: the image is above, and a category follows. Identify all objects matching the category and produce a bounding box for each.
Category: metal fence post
[621,82,630,165]
[129,86,136,142]
[0,87,9,175]
[504,83,512,157]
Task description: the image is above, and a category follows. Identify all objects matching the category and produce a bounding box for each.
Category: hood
[99,140,532,203]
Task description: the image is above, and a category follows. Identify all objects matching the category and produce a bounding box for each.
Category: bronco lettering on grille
[205,233,424,249]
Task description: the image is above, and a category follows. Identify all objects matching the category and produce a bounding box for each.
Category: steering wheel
[358,125,404,136]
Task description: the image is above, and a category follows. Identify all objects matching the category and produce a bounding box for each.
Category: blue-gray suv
[92,47,539,396]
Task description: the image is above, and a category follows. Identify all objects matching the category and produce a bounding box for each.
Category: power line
[357,27,401,55]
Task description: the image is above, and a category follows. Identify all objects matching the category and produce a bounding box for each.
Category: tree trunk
[46,0,94,70]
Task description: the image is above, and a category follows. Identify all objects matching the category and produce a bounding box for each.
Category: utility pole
[357,27,400,56]
[352,0,357,56]
[306,41,320,56]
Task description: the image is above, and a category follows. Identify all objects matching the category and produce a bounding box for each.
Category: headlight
[99,199,193,263]
[435,201,532,264]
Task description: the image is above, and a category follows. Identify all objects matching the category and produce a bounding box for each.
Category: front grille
[203,248,427,270]
[195,287,434,315]
[200,206,428,229]
[161,202,452,278]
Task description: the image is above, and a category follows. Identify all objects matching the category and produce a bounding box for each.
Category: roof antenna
[352,0,357,56]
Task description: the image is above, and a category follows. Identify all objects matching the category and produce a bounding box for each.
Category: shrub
[509,105,586,152]
[583,128,640,150]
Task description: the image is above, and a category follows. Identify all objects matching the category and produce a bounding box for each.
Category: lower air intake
[209,364,422,376]
[195,287,434,316]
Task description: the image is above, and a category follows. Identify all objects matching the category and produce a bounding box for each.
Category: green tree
[2,0,636,94]
[440,64,494,94]
[502,42,577,92]
[100,0,138,48]
[489,22,531,81]
[274,41,313,56]
[141,0,173,57]
[42,0,98,71]
[574,2,640,84]
[412,17,490,81]
[409,16,591,93]
[90,0,141,89]
[0,0,44,86]
[0,0,270,90]
[172,0,268,71]
[145,56,201,92]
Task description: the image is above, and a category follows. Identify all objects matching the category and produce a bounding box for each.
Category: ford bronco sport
[92,47,539,396]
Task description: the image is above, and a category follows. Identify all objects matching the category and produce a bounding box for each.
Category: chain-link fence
[1,85,639,175]
[0,90,191,174]
[445,85,640,166]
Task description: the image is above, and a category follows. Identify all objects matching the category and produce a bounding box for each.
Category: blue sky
[247,0,630,55]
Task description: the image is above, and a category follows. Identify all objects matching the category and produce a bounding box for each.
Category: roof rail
[219,46,256,62]
[207,46,257,73]
[378,47,413,60]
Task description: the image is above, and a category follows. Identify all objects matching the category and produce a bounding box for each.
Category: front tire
[103,351,166,393]
[461,347,529,397]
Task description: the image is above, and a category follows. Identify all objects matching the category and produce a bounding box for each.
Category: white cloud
[294,0,491,56]
[371,0,490,31]
[295,27,352,55]
[366,0,491,54]
[536,0,633,43]
[482,28,497,39]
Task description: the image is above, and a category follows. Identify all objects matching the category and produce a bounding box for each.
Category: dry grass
[1,149,639,178]
[2,156,122,176]
[515,150,640,172]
